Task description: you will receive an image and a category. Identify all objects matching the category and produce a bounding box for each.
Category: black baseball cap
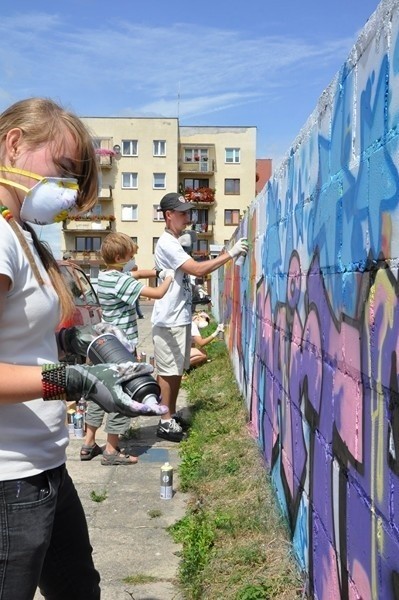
[158,192,195,212]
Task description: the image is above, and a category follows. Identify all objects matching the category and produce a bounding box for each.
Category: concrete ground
[35,300,187,600]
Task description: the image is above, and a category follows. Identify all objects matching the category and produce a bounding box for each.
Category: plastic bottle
[160,462,173,500]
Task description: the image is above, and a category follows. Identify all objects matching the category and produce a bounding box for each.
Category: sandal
[101,451,138,466]
[80,443,103,462]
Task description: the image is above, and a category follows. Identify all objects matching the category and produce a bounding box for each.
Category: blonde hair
[101,232,136,264]
[0,98,99,323]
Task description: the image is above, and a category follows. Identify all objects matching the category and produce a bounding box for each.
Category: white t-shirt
[0,217,68,480]
[151,231,192,327]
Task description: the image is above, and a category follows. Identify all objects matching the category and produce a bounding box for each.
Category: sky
[0,0,381,171]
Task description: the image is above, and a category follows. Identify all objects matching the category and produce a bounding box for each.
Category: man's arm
[180,251,232,278]
[180,237,248,278]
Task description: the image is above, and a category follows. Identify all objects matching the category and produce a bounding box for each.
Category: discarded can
[160,462,173,500]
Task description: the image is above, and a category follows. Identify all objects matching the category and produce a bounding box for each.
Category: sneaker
[157,418,186,442]
[172,411,190,431]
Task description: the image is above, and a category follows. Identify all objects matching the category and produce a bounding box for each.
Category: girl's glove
[211,323,225,338]
[65,363,167,417]
[42,362,167,418]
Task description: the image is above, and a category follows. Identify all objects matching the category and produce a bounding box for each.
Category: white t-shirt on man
[151,231,192,327]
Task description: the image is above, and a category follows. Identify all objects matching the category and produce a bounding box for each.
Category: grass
[90,489,108,502]
[169,327,305,600]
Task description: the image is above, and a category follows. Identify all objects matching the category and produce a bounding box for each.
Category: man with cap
[151,192,248,442]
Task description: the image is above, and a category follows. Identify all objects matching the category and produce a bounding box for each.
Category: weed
[90,489,107,502]
[122,574,157,584]
[148,508,162,518]
[172,346,304,599]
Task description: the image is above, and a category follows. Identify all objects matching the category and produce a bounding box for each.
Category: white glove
[211,323,225,338]
[158,268,175,281]
[228,238,249,258]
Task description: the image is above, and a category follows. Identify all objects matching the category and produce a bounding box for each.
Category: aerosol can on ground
[160,462,173,500]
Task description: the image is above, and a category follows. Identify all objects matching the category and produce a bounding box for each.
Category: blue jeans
[0,464,100,600]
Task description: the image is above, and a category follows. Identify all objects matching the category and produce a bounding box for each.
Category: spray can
[149,355,155,367]
[217,328,225,341]
[67,409,75,436]
[140,351,147,363]
[160,462,173,500]
[235,253,246,267]
[73,411,84,438]
[77,398,87,433]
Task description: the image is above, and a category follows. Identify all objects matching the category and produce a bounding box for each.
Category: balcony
[184,187,215,205]
[63,215,116,232]
[192,250,210,261]
[178,158,215,174]
[193,223,214,238]
[63,250,103,264]
[95,149,115,169]
[98,185,113,201]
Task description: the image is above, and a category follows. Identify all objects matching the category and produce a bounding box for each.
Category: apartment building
[62,117,257,284]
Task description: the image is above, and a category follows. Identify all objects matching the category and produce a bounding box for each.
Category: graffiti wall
[212,1,399,598]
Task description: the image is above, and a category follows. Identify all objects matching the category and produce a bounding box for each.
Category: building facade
[62,117,257,285]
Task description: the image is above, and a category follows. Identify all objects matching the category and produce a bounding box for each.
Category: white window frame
[225,148,240,164]
[153,205,165,221]
[153,173,166,189]
[121,204,138,221]
[122,172,138,189]
[153,140,166,156]
[122,140,138,156]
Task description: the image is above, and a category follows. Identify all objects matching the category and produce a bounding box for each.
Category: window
[184,178,209,189]
[153,140,166,156]
[152,237,159,253]
[225,178,240,194]
[130,237,138,245]
[192,208,209,232]
[92,137,111,151]
[197,240,209,252]
[122,140,138,156]
[184,148,208,162]
[153,173,166,189]
[122,172,138,189]
[75,237,102,251]
[225,148,240,163]
[224,209,240,226]
[153,205,165,221]
[121,204,138,221]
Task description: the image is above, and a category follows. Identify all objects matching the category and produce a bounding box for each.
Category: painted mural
[213,1,399,598]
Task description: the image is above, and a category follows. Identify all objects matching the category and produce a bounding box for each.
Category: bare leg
[157,374,182,420]
[189,348,208,368]
[83,424,98,447]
